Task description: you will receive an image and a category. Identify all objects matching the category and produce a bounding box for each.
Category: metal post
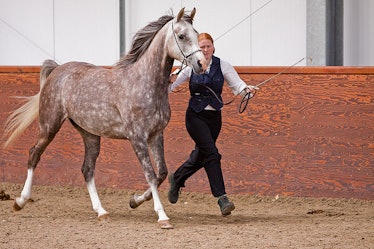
[119,0,126,57]
[326,0,344,65]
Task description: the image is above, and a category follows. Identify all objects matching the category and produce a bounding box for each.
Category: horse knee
[156,175,167,188]
[158,167,168,181]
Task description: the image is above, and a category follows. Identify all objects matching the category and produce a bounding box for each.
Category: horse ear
[177,7,185,22]
[190,8,196,20]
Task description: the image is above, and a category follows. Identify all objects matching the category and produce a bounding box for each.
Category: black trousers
[174,108,226,197]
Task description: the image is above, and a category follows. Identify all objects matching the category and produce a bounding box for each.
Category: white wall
[0,0,119,65]
[125,0,307,66]
[0,0,54,65]
[344,0,374,66]
[1,0,373,66]
[0,0,305,66]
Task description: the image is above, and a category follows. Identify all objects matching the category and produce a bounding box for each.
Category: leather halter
[171,21,202,74]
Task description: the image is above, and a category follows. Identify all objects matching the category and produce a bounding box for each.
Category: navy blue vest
[188,56,224,112]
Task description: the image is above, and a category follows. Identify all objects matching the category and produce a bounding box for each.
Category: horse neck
[136,23,174,88]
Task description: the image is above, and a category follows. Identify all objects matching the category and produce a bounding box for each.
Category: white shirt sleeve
[220,59,248,95]
[169,67,192,92]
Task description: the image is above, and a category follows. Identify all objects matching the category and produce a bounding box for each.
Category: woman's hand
[169,74,178,83]
[240,85,259,99]
[245,85,259,92]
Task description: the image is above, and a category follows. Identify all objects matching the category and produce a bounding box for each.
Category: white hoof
[158,219,173,229]
[98,213,110,221]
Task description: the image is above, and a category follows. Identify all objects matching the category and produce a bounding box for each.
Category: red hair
[198,33,214,43]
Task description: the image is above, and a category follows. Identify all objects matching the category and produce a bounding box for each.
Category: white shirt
[169,58,248,96]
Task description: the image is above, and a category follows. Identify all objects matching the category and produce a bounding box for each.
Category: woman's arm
[169,67,192,92]
[221,59,258,95]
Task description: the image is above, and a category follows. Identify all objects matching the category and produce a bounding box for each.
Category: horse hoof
[129,197,140,209]
[98,213,110,221]
[158,220,173,229]
[13,201,23,211]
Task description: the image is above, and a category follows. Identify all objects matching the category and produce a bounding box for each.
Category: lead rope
[183,57,307,113]
[237,57,307,113]
[192,84,255,113]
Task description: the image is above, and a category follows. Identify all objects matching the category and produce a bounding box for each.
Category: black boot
[218,195,235,216]
[168,173,180,204]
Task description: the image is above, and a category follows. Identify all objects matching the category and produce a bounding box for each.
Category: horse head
[168,8,207,74]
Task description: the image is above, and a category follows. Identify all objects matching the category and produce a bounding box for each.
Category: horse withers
[2,8,207,229]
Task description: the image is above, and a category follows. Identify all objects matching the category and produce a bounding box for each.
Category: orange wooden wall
[1,66,373,199]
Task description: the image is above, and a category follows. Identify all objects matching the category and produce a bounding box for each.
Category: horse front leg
[81,136,109,219]
[74,123,108,219]
[149,132,168,186]
[130,137,172,229]
[129,132,168,208]
[148,132,172,229]
[86,177,108,219]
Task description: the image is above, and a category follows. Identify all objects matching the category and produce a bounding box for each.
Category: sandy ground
[0,183,373,249]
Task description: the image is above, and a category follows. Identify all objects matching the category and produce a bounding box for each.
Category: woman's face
[199,39,214,62]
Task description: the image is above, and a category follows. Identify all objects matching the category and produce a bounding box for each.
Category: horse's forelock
[183,14,193,24]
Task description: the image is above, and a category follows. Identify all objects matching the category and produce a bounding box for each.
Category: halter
[171,21,202,74]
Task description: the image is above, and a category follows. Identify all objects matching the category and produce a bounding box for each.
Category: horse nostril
[199,60,207,72]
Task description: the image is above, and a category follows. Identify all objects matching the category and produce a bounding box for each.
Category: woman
[168,33,258,216]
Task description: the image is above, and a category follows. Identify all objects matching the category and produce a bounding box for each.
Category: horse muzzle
[199,59,208,73]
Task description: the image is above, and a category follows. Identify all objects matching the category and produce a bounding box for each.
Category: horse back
[39,61,168,139]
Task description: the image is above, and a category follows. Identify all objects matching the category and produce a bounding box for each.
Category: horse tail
[2,60,59,148]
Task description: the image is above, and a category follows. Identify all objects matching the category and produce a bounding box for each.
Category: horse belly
[67,102,129,139]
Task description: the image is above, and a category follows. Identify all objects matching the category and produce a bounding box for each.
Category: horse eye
[178,34,185,40]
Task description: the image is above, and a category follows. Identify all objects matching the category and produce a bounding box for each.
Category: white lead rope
[255,57,307,88]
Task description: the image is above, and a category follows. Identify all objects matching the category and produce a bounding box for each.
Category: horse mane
[115,13,194,69]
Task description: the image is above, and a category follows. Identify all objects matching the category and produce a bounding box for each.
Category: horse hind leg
[14,129,59,211]
[129,188,152,209]
[71,121,108,219]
